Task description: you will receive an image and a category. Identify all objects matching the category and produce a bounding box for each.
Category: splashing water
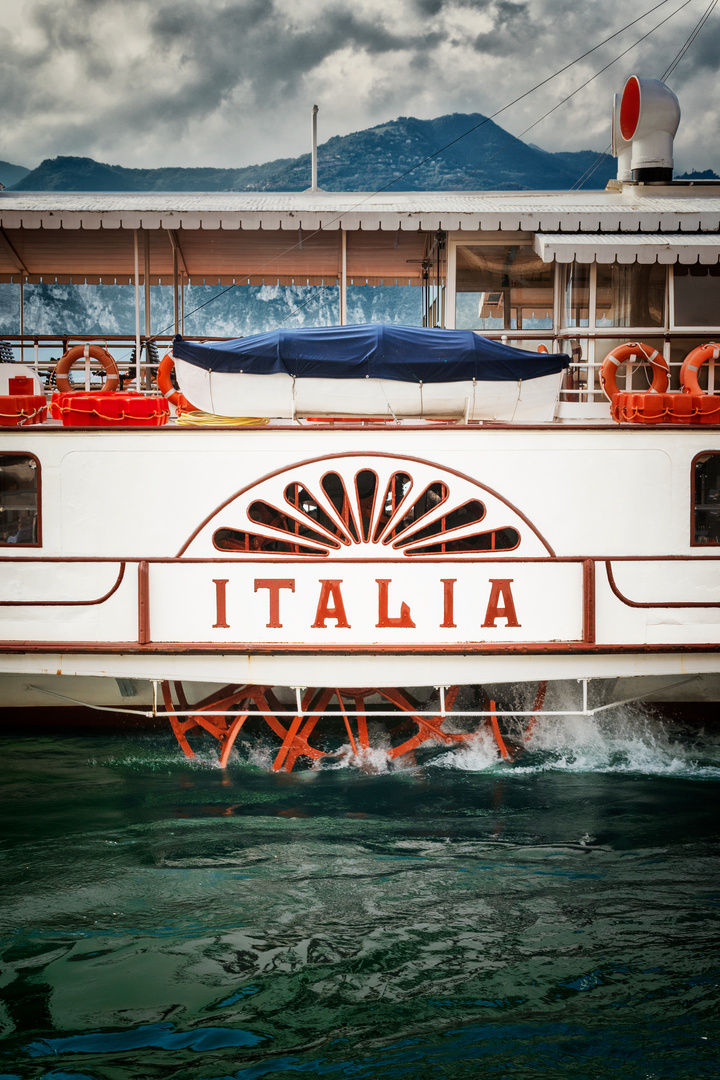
[219,704,720,780]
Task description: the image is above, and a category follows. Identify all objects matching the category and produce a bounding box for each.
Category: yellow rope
[0,406,46,422]
[174,410,269,427]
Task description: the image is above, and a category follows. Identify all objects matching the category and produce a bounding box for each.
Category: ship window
[596,263,665,327]
[321,472,360,543]
[405,526,520,556]
[213,527,326,556]
[0,454,40,546]
[248,500,340,548]
[561,263,590,328]
[284,483,350,545]
[674,264,720,327]
[693,453,720,545]
[455,245,553,331]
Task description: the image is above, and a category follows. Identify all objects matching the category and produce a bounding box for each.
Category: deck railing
[1,330,715,410]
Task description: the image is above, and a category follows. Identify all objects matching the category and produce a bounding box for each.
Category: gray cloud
[0,0,718,175]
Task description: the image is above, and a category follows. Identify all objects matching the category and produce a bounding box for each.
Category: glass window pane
[673,264,720,326]
[561,264,590,328]
[0,455,39,546]
[455,245,553,331]
[596,263,665,327]
[694,453,720,545]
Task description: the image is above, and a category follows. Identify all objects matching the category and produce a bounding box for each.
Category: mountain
[0,160,29,188]
[5,155,296,193]
[9,113,617,193]
[676,169,720,180]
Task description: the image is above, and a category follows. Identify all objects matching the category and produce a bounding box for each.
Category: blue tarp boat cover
[173,324,570,384]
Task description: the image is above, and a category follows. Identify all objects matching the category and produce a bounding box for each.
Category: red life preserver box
[55,391,170,427]
[612,391,720,425]
[0,394,48,427]
[8,376,34,395]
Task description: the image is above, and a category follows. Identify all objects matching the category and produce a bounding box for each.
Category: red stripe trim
[2,641,720,655]
[605,560,720,608]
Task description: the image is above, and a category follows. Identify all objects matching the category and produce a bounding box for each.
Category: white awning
[534,232,720,264]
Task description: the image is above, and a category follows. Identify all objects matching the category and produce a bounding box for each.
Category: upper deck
[2,180,719,423]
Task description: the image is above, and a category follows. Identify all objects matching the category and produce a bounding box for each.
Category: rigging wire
[662,0,718,77]
[138,0,698,350]
[572,0,718,189]
[465,0,694,181]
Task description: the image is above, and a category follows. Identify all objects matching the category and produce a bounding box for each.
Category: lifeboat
[171,324,572,424]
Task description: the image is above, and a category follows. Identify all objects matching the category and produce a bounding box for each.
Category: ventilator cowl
[619,76,680,182]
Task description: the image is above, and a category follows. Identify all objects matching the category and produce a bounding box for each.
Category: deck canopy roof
[1,187,719,283]
[535,232,720,264]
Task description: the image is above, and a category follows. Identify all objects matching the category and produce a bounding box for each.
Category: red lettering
[212,578,229,629]
[376,579,415,628]
[312,579,351,629]
[482,578,520,628]
[440,578,456,628]
[254,578,295,628]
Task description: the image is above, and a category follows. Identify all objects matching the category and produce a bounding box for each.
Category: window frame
[450,238,555,335]
[691,450,720,548]
[670,264,720,332]
[0,451,42,548]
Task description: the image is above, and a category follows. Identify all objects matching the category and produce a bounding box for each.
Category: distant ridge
[9,113,618,193]
[676,169,720,180]
[0,160,29,188]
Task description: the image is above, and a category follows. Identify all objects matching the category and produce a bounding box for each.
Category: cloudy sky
[1,0,719,175]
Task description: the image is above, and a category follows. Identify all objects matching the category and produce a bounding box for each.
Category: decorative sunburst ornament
[180,453,552,558]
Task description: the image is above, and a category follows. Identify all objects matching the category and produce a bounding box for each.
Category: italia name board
[147,562,584,645]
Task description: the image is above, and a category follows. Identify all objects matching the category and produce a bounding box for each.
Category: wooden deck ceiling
[0,226,428,285]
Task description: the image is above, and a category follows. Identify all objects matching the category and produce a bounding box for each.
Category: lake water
[1,708,719,1079]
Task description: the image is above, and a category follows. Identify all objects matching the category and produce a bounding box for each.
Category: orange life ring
[157,352,197,411]
[599,342,669,401]
[158,352,182,406]
[680,342,720,395]
[54,344,120,394]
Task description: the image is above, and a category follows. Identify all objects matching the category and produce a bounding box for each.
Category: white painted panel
[0,561,123,603]
[595,561,720,646]
[608,559,720,604]
[0,563,139,642]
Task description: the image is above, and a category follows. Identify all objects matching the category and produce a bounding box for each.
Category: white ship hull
[175,360,565,423]
[2,424,720,719]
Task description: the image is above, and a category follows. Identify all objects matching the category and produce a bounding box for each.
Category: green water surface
[0,719,718,1079]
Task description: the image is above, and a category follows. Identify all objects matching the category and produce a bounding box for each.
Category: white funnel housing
[619,76,680,182]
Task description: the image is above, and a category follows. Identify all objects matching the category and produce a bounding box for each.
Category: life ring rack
[53,343,120,394]
[599,341,669,401]
[680,342,720,395]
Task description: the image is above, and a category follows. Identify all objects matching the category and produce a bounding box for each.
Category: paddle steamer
[1,76,719,766]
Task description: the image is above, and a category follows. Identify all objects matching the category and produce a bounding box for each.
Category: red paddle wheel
[159,682,522,770]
